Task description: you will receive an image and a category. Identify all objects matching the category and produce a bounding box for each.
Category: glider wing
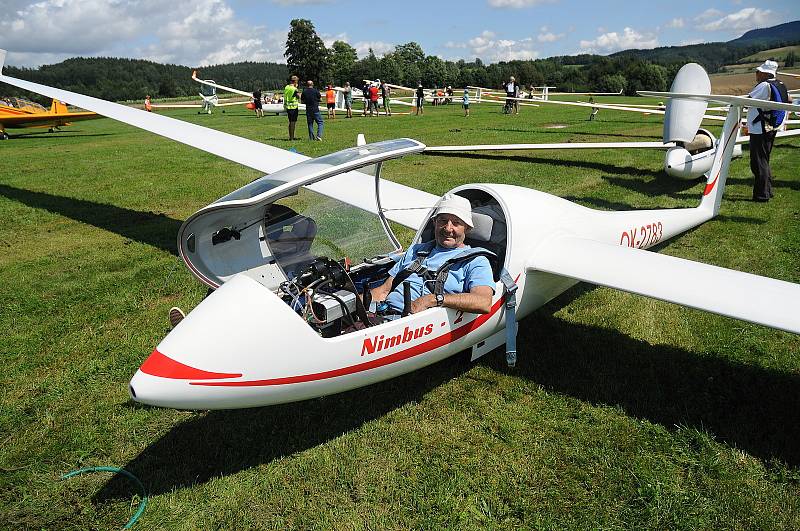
[528,236,800,334]
[0,50,437,229]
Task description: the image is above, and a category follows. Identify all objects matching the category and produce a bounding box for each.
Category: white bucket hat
[433,193,473,228]
[756,60,778,76]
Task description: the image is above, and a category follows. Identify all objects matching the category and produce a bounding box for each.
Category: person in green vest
[283,75,300,140]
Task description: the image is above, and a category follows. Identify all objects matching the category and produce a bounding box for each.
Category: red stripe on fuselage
[703,122,740,196]
[191,296,506,387]
[141,349,242,380]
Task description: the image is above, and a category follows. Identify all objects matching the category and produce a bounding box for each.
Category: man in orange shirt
[325,85,336,119]
[369,83,379,116]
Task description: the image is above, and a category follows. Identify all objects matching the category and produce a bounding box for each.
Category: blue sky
[0,0,797,67]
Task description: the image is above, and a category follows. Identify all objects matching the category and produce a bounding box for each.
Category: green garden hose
[61,466,147,528]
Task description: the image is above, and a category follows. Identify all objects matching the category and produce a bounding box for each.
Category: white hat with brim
[433,193,474,228]
[756,60,778,76]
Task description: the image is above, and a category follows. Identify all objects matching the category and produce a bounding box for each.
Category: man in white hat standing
[371,193,494,315]
[747,60,790,202]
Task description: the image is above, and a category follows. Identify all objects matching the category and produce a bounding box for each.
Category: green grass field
[1,98,799,529]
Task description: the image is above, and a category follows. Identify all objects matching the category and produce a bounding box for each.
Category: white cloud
[0,0,142,55]
[696,7,778,32]
[352,41,395,58]
[695,8,723,22]
[271,0,329,4]
[580,27,658,53]
[320,32,350,49]
[450,30,539,62]
[666,18,685,29]
[537,31,565,43]
[487,0,554,7]
[1,0,287,67]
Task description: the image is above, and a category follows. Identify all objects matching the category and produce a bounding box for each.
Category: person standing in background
[283,75,300,141]
[301,80,324,141]
[325,85,336,119]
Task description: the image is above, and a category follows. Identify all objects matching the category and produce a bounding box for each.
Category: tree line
[3,18,796,105]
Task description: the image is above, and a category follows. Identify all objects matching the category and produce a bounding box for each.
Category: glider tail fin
[50,99,69,114]
[662,63,710,144]
[698,104,742,215]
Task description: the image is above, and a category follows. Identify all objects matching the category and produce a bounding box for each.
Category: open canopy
[179,139,428,288]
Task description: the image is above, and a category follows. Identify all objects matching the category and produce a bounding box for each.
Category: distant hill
[729,20,800,47]
[739,45,800,63]
[611,20,800,73]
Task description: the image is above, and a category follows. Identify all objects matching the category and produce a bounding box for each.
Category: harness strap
[389,241,434,293]
[428,248,498,296]
[498,269,518,368]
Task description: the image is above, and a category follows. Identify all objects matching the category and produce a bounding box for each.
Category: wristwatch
[435,293,445,307]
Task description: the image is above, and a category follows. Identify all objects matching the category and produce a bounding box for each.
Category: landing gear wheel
[0,132,8,140]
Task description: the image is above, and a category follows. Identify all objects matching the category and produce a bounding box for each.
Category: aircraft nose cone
[128,274,319,409]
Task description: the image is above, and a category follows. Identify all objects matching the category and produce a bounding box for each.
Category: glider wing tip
[0,49,6,74]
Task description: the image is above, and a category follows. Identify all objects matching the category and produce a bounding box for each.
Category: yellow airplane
[0,97,99,139]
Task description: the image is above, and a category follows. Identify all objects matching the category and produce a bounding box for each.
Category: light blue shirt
[385,243,495,312]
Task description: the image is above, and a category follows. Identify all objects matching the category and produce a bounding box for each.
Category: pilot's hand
[410,294,436,314]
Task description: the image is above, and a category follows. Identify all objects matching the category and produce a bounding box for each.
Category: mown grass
[1,98,799,529]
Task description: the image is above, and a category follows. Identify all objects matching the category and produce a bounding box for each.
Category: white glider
[1,48,798,410]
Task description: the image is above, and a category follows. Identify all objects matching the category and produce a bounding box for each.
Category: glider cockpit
[179,138,510,337]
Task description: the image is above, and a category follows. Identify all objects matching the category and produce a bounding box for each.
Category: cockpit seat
[265,204,317,277]
[464,204,507,280]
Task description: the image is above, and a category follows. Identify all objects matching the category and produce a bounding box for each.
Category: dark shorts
[254,101,262,109]
[286,108,299,122]
[463,103,469,109]
[327,102,335,109]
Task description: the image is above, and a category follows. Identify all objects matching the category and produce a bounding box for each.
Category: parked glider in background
[2,49,798,410]
[0,97,98,139]
[148,71,248,114]
[430,64,800,180]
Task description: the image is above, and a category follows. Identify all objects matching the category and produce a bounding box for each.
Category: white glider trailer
[1,49,798,410]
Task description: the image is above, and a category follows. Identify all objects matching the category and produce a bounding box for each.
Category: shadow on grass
[95,352,476,500]
[426,151,664,179]
[726,177,800,192]
[0,184,181,255]
[480,287,800,467]
[98,281,800,500]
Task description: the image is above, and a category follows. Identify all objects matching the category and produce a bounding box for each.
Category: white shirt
[746,81,772,135]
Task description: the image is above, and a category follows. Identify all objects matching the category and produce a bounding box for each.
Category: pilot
[370,194,494,316]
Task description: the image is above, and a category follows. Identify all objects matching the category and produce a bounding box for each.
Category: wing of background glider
[192,71,252,98]
[0,49,437,229]
[488,95,727,121]
[425,141,673,152]
[528,236,800,333]
[738,127,800,144]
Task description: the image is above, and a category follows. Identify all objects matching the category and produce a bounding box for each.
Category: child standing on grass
[462,89,470,117]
